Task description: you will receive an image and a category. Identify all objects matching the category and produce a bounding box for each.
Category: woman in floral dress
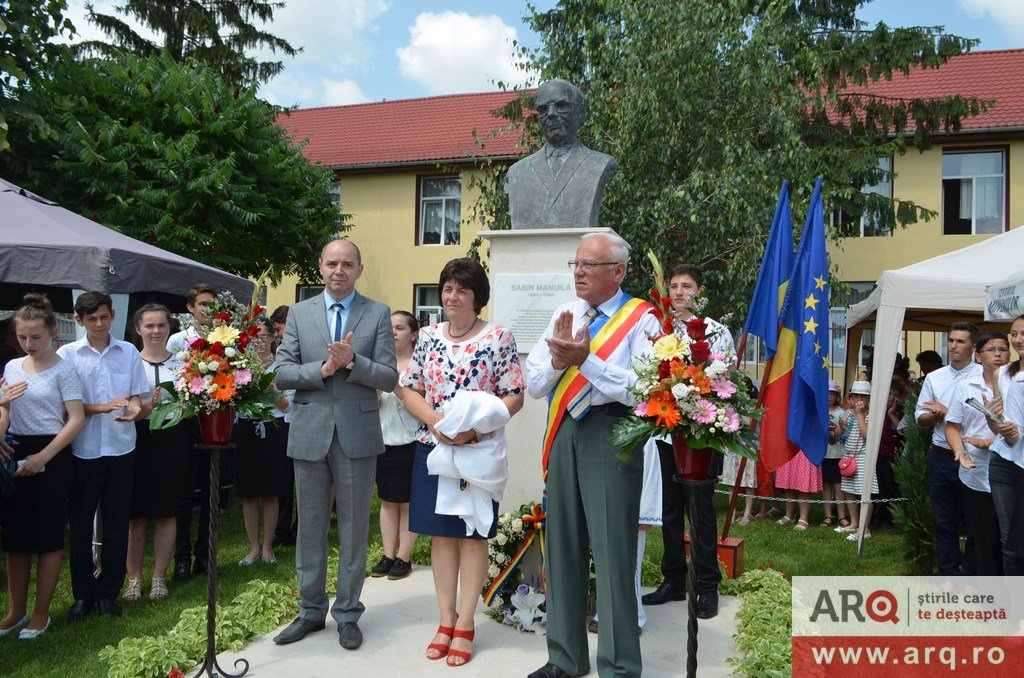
[401,258,524,667]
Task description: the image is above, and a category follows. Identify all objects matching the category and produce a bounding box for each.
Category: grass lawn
[0,490,908,676]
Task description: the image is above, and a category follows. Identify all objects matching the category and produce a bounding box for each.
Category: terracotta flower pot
[198,407,235,446]
[672,433,714,481]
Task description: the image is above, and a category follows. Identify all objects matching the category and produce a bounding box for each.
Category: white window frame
[418,176,462,246]
[830,156,893,237]
[942,149,1006,235]
[414,284,446,327]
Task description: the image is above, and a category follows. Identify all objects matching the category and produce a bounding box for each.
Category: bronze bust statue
[505,79,618,230]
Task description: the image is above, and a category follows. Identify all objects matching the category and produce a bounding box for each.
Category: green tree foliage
[1,52,344,281]
[0,0,75,150]
[892,390,936,574]
[78,0,298,85]
[469,0,988,322]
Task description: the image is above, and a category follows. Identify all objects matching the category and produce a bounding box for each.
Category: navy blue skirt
[408,441,497,540]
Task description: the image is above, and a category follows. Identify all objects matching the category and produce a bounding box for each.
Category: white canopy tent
[986,269,1024,321]
[845,226,1024,550]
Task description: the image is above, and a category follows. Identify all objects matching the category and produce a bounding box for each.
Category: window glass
[942,150,1005,235]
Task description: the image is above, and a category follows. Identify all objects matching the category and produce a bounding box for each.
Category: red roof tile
[277,91,526,169]
[838,48,1024,132]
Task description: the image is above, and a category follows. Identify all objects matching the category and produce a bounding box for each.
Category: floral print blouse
[401,322,525,444]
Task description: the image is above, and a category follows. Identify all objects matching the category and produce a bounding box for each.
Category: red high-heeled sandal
[446,628,475,667]
[426,624,455,660]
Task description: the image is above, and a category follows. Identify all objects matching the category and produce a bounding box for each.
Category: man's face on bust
[536,81,582,148]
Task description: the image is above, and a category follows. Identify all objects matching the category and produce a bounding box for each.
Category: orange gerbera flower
[647,397,682,428]
[211,373,236,402]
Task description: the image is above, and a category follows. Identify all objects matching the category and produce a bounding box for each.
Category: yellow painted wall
[830,139,1024,284]
[265,169,488,314]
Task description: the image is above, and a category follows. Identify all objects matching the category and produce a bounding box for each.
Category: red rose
[207,342,225,357]
[685,317,708,340]
[691,340,711,363]
[189,337,208,351]
[215,311,232,323]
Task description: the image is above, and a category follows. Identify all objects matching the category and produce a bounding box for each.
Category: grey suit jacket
[274,291,398,461]
[505,142,618,229]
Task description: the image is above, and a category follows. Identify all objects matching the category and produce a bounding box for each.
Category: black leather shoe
[387,558,412,580]
[273,616,326,645]
[369,555,395,578]
[338,621,362,650]
[173,561,191,583]
[527,664,571,678]
[641,580,686,605]
[695,591,719,619]
[66,599,95,624]
[98,598,122,618]
[192,559,220,577]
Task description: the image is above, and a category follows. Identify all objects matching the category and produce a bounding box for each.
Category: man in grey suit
[272,239,398,649]
[505,78,618,230]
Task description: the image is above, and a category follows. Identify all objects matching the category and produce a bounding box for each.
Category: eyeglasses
[978,347,1010,354]
[568,260,621,271]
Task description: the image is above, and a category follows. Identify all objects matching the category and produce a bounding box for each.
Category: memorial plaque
[493,273,576,353]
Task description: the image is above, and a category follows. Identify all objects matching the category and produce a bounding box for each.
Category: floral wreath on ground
[151,272,279,429]
[483,503,547,635]
[611,252,760,461]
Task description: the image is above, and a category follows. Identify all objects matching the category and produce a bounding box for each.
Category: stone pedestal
[479,227,616,508]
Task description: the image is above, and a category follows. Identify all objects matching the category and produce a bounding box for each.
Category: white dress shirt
[525,289,661,406]
[57,336,150,459]
[167,325,200,355]
[915,361,983,450]
[674,314,736,359]
[946,371,1008,493]
[992,371,1024,468]
[324,289,355,342]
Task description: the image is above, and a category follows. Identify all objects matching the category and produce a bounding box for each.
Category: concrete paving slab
[219,566,740,677]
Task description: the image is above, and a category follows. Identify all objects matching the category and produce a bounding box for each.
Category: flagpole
[721,340,773,541]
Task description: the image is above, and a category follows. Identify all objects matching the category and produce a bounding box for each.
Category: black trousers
[69,452,136,601]
[873,455,900,528]
[175,433,210,566]
[656,440,722,594]
[964,486,1003,576]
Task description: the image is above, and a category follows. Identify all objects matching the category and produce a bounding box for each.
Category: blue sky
[63,0,1022,109]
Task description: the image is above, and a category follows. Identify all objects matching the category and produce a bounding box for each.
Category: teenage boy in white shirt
[57,291,148,621]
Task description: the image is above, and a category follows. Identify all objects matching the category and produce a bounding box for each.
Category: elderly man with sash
[525,232,660,678]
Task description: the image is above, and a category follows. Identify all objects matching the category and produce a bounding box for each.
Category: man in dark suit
[272,239,398,650]
[505,78,618,230]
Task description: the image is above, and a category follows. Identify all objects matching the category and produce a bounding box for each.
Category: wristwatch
[344,357,355,370]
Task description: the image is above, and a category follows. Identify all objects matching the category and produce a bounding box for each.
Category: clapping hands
[546,310,589,370]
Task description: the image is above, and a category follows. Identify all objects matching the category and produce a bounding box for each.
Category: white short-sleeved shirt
[3,358,83,435]
[915,362,983,450]
[167,325,200,355]
[140,354,184,421]
[946,372,1006,493]
[993,374,1024,468]
[57,336,150,459]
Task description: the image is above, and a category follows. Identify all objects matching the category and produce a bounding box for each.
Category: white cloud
[396,11,536,95]
[60,1,160,46]
[959,0,1024,34]
[321,78,370,106]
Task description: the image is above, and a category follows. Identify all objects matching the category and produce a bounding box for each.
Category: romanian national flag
[743,182,794,359]
[759,178,829,470]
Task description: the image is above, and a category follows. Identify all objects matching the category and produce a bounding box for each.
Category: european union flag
[743,182,794,360]
[781,177,830,465]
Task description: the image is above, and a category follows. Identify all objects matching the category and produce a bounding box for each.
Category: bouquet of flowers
[610,253,760,460]
[151,277,279,429]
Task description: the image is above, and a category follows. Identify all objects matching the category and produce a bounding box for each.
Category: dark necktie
[331,302,343,342]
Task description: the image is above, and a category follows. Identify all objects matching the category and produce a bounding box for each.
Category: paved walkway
[220,567,740,677]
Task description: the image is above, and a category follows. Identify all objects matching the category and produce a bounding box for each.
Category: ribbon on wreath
[482,503,547,606]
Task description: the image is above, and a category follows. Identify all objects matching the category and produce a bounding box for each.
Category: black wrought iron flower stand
[676,475,717,678]
[193,444,249,678]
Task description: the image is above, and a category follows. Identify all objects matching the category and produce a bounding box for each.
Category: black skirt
[131,420,190,518]
[376,442,416,503]
[234,418,290,498]
[1,434,73,553]
[821,458,842,484]
[408,441,497,540]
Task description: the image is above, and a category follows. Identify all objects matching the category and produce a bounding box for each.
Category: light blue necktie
[567,306,606,421]
[331,302,343,342]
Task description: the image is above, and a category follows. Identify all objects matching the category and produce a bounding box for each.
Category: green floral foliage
[892,390,937,574]
[98,579,295,678]
[726,567,792,677]
[2,51,344,282]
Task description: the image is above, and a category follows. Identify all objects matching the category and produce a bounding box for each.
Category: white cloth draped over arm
[426,390,512,537]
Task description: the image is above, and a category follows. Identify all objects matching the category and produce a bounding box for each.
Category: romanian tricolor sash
[541,295,653,478]
[482,503,547,605]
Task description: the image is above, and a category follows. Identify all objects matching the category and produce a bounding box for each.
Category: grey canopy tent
[0,177,254,312]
